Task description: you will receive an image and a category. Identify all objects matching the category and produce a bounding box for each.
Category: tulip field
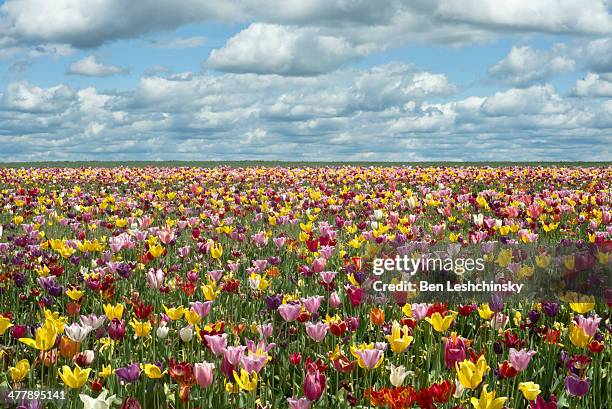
[0,164,610,409]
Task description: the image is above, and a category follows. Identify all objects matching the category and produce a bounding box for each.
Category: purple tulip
[108,318,126,340]
[565,374,590,397]
[116,363,141,383]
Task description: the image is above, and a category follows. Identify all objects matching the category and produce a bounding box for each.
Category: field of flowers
[0,165,610,409]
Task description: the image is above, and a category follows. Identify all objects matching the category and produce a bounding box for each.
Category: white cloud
[1,81,73,112]
[67,55,128,77]
[1,0,610,77]
[481,85,571,116]
[1,66,610,162]
[581,37,612,73]
[436,0,612,35]
[207,23,368,76]
[0,0,238,48]
[574,73,612,97]
[489,46,575,86]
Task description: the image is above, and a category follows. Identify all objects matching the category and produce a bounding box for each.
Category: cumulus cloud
[67,56,128,77]
[1,65,610,162]
[436,0,612,35]
[489,46,575,86]
[574,73,612,97]
[207,23,369,76]
[1,0,611,76]
[1,81,73,112]
[581,37,612,73]
[0,0,237,48]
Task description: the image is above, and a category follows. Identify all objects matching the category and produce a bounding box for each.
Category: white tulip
[157,325,169,339]
[389,364,409,387]
[179,325,194,342]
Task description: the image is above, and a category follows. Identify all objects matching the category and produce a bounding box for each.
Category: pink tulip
[411,303,429,321]
[189,301,212,318]
[509,348,537,371]
[278,303,302,322]
[575,314,601,337]
[194,362,214,388]
[241,354,267,373]
[301,296,323,314]
[305,322,328,343]
[252,259,268,272]
[354,348,383,369]
[303,370,326,401]
[329,291,342,308]
[312,258,326,273]
[257,323,273,339]
[319,271,337,284]
[204,334,227,355]
[287,397,311,409]
[273,237,286,248]
[222,346,246,366]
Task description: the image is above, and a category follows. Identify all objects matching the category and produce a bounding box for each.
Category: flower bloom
[568,324,591,348]
[469,384,507,409]
[444,332,467,368]
[233,369,257,392]
[143,363,166,379]
[194,362,214,388]
[564,374,590,397]
[8,359,30,382]
[456,355,489,390]
[425,311,458,332]
[386,322,413,353]
[305,321,329,343]
[115,363,141,383]
[352,347,384,369]
[519,382,541,401]
[19,321,57,351]
[509,348,536,372]
[388,364,409,387]
[58,364,92,389]
[278,303,302,322]
[303,367,326,401]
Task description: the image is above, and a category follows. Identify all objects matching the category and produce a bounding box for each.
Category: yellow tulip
[386,322,413,353]
[456,355,489,390]
[9,359,30,382]
[66,288,84,301]
[210,242,223,260]
[58,364,91,389]
[478,304,494,320]
[425,311,457,332]
[143,363,166,379]
[149,243,164,258]
[19,321,58,351]
[163,305,185,321]
[518,382,541,401]
[184,310,202,326]
[0,316,13,335]
[129,318,152,337]
[44,309,67,333]
[568,323,590,348]
[233,369,258,391]
[569,301,595,314]
[201,283,220,301]
[99,365,112,378]
[470,384,507,409]
[103,304,124,320]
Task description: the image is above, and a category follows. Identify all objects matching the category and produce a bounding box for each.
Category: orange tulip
[60,336,81,359]
[370,307,385,326]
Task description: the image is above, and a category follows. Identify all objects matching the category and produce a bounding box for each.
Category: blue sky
[0,1,611,161]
